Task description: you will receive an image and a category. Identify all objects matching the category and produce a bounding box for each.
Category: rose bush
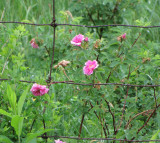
[1,0,160,142]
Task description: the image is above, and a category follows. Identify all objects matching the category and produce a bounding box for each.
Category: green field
[1,0,160,143]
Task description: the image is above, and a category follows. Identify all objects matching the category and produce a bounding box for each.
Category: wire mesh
[1,0,160,142]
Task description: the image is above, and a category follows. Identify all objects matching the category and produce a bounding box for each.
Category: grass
[1,0,160,143]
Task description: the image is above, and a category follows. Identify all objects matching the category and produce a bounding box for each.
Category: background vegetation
[0,0,160,142]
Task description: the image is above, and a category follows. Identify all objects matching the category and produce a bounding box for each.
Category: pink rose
[121,33,126,39]
[30,83,49,96]
[84,37,89,42]
[83,60,99,75]
[71,34,85,46]
[30,38,39,48]
[55,139,66,143]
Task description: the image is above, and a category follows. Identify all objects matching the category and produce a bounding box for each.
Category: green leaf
[110,61,120,68]
[21,20,32,23]
[0,135,13,143]
[25,129,54,143]
[25,138,37,143]
[0,109,12,118]
[18,86,29,116]
[7,85,17,115]
[149,130,160,143]
[11,115,24,138]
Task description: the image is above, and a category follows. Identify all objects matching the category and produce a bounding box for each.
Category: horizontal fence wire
[57,23,160,28]
[1,0,160,142]
[0,21,51,26]
[1,21,160,28]
[51,81,160,87]
[1,79,160,87]
[38,136,160,142]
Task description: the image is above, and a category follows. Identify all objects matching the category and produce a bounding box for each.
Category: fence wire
[2,21,160,28]
[38,135,160,142]
[1,0,160,142]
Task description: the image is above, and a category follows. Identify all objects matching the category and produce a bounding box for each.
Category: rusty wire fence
[1,0,160,142]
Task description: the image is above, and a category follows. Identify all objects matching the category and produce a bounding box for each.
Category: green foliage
[1,0,160,142]
[11,116,24,140]
[25,129,53,143]
[0,135,13,143]
[0,85,29,142]
[7,85,17,115]
[149,130,160,143]
[0,109,12,118]
[18,86,30,116]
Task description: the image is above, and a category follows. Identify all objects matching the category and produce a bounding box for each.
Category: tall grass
[1,0,160,142]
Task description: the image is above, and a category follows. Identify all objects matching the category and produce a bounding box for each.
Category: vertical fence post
[48,0,56,82]
[1,1,160,142]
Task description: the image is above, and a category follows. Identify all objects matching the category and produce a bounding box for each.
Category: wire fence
[1,0,160,142]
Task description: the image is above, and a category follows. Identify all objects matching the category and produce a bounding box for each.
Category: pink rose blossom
[84,37,89,42]
[71,34,85,46]
[30,38,39,48]
[121,33,126,39]
[83,60,99,75]
[55,139,66,143]
[30,83,49,96]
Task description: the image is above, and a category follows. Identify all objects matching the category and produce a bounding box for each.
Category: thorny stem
[99,113,103,137]
[110,0,120,21]
[79,101,87,137]
[98,109,107,138]
[44,46,50,57]
[115,86,129,135]
[30,119,36,132]
[96,45,101,63]
[136,104,160,134]
[61,67,71,80]
[89,102,99,119]
[86,7,101,39]
[103,118,110,135]
[131,104,160,140]
[117,43,123,57]
[125,109,153,129]
[89,101,107,137]
[79,114,85,137]
[43,119,48,142]
[106,71,112,83]
[127,65,131,79]
[104,99,116,134]
[115,65,131,134]
[131,33,141,48]
[102,118,108,138]
[106,66,118,83]
[153,87,158,108]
